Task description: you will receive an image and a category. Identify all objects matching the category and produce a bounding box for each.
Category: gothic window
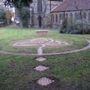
[51,14,54,22]
[59,13,65,20]
[56,14,58,23]
[75,12,81,20]
[70,13,73,18]
[82,12,86,19]
[88,12,90,21]
[65,13,68,18]
[59,14,62,19]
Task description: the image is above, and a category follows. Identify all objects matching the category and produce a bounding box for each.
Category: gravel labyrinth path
[0,40,90,56]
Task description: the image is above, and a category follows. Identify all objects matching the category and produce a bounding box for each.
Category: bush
[70,21,90,34]
[60,20,90,34]
[60,18,68,33]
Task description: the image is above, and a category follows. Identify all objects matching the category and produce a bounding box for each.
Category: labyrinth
[12,38,70,47]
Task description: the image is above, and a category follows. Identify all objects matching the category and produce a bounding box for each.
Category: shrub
[70,21,90,34]
[60,18,68,33]
[60,20,90,34]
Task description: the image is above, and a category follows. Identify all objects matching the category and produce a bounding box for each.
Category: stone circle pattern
[12,38,69,47]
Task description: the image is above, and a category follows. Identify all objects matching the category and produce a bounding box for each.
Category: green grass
[0,27,38,53]
[0,50,90,89]
[0,27,90,53]
[0,27,90,89]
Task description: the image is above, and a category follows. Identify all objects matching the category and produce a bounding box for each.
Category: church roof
[51,0,90,12]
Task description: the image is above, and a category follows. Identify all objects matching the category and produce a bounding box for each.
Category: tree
[4,0,32,28]
[0,7,7,26]
[4,0,32,8]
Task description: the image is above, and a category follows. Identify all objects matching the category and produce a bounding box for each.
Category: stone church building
[51,0,90,28]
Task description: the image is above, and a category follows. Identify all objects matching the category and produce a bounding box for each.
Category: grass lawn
[0,50,90,90]
[0,27,90,90]
[0,27,90,53]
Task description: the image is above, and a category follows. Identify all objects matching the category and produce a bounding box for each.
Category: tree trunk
[15,8,23,27]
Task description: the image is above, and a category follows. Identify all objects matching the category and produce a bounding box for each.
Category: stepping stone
[37,47,43,55]
[37,77,54,86]
[36,57,46,62]
[34,65,49,72]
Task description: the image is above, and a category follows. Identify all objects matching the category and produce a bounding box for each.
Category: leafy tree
[4,0,32,27]
[0,7,7,26]
[4,0,32,8]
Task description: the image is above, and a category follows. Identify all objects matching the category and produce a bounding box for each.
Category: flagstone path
[34,65,49,72]
[36,57,46,62]
[37,77,54,86]
[34,40,90,86]
[0,39,90,86]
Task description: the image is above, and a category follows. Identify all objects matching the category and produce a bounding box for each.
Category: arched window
[59,13,62,20]
[70,13,73,18]
[65,13,68,18]
[88,12,90,21]
[59,13,65,20]
[75,12,81,20]
[51,14,54,22]
[82,12,86,19]
[56,14,58,23]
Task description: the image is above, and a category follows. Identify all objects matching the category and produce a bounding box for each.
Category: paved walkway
[0,40,90,56]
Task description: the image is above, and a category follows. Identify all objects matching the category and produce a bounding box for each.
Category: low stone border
[0,40,90,56]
